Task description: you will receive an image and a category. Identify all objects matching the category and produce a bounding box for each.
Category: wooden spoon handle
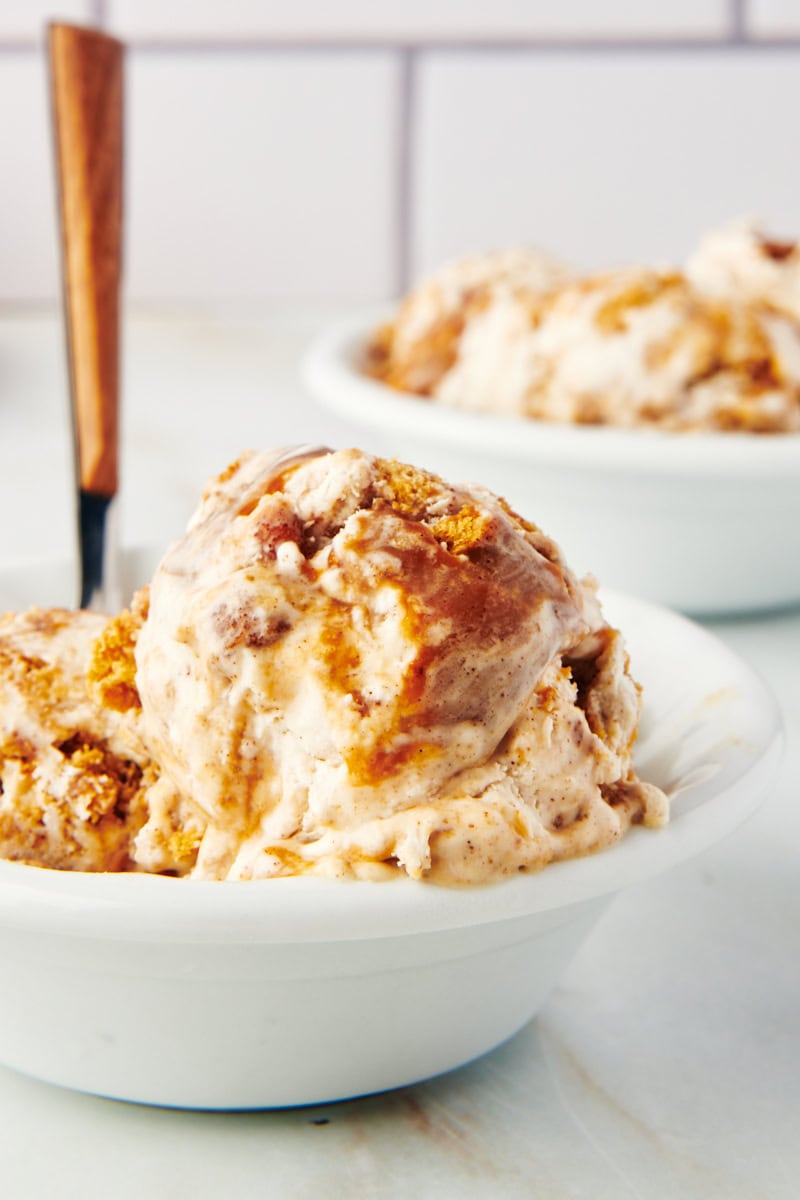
[49,23,123,497]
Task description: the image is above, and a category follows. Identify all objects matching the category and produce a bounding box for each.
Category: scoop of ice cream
[134,447,666,882]
[377,266,800,433]
[368,247,570,396]
[0,447,667,883]
[0,599,206,874]
[372,233,800,433]
[0,606,153,870]
[687,219,800,323]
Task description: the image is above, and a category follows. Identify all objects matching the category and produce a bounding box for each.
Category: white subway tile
[746,1,800,36]
[412,51,800,281]
[0,54,60,300]
[0,3,92,41]
[127,51,399,300]
[107,0,729,42]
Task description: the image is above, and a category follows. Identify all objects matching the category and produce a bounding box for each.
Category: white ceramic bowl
[304,316,800,615]
[0,558,783,1109]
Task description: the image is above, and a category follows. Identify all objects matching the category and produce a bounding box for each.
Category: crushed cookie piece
[372,457,449,521]
[431,505,493,556]
[58,732,144,814]
[88,589,149,712]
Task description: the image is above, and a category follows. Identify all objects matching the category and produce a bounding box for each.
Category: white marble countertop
[0,309,797,1199]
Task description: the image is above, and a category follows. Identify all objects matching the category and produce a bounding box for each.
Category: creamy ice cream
[0,448,667,883]
[368,247,570,397]
[0,605,152,870]
[687,219,800,323]
[0,599,203,875]
[132,447,666,883]
[371,232,800,433]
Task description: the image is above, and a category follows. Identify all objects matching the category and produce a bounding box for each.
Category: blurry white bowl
[0,558,783,1109]
[304,317,800,615]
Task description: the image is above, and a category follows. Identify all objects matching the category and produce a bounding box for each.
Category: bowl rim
[304,313,800,478]
[0,583,784,947]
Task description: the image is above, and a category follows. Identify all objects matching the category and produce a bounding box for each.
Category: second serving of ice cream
[369,220,800,433]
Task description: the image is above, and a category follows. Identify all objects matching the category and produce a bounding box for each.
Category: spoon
[48,22,123,612]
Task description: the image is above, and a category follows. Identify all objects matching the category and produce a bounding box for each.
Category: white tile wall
[746,0,800,36]
[127,51,399,301]
[411,51,800,280]
[0,2,92,40]
[107,1,730,42]
[0,54,60,300]
[2,3,800,305]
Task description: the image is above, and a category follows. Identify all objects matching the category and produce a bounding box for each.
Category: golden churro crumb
[57,732,145,821]
[167,828,204,866]
[431,505,493,555]
[87,588,149,712]
[373,458,496,554]
[373,457,446,519]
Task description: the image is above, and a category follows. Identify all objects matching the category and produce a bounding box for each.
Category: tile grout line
[395,47,415,296]
[729,0,748,43]
[89,0,108,29]
[80,37,795,52]
[4,36,800,53]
